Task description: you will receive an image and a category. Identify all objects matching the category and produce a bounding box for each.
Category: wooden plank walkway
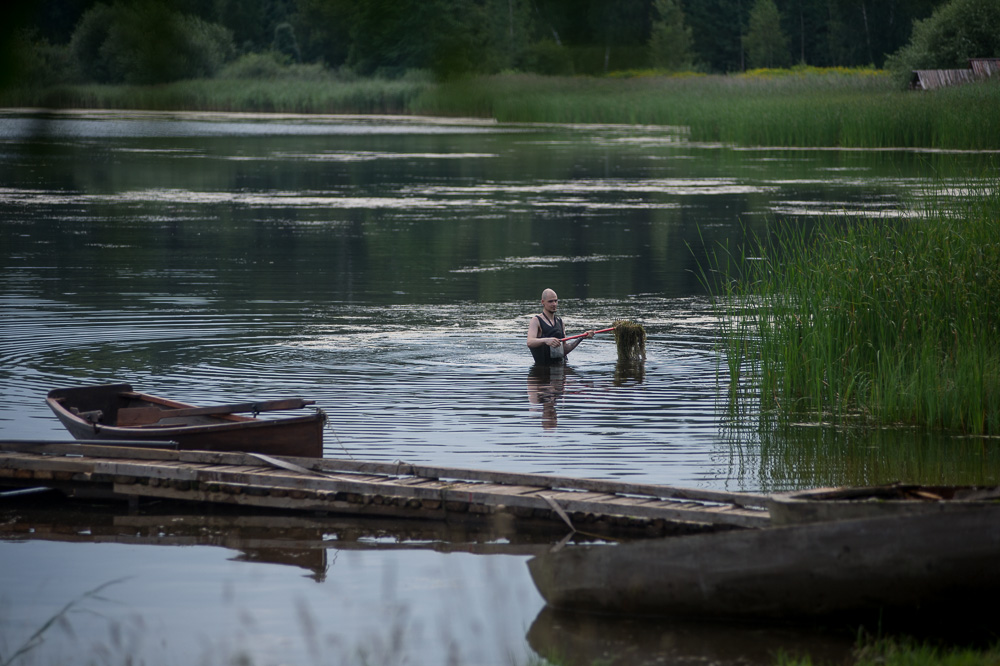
[0,441,771,537]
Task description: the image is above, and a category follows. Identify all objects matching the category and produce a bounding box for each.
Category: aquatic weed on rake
[560,320,647,362]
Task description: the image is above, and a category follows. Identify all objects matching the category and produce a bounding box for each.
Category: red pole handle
[560,326,615,342]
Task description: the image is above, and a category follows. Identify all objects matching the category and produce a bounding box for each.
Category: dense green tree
[345,0,493,78]
[215,0,270,53]
[523,39,574,74]
[687,0,749,72]
[649,0,693,70]
[7,0,962,82]
[485,0,533,71]
[273,22,301,62]
[291,0,354,67]
[745,0,790,68]
[588,0,650,72]
[782,0,827,65]
[820,0,943,68]
[68,2,116,82]
[885,0,1000,85]
[70,1,234,84]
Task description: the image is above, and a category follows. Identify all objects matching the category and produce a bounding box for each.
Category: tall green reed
[414,71,1000,150]
[710,181,1000,435]
[7,69,1000,150]
[6,77,429,115]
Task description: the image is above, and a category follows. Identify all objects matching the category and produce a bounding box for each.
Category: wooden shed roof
[911,58,1000,90]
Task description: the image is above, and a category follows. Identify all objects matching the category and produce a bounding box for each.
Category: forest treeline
[4,0,999,89]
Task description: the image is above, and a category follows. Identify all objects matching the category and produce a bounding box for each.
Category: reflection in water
[613,359,646,386]
[4,112,1000,665]
[5,494,992,666]
[722,418,1000,493]
[0,495,545,666]
[526,365,571,429]
[527,362,647,429]
[0,493,556,577]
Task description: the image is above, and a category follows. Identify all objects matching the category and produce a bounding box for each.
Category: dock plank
[0,441,771,535]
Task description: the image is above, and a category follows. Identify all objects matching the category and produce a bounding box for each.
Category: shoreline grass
[3,77,429,115]
[710,181,1000,436]
[4,68,1000,149]
[415,71,1000,150]
[779,636,1000,666]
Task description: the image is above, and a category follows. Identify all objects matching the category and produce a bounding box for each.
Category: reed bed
[6,77,429,115]
[414,70,1000,150]
[6,68,1000,149]
[711,182,1000,435]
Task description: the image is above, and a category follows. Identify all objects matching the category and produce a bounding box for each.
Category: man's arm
[563,329,594,354]
[527,316,561,349]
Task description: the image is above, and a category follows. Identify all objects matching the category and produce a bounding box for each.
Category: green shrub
[5,32,77,88]
[524,40,575,76]
[219,52,295,79]
[885,0,1000,87]
[70,1,235,84]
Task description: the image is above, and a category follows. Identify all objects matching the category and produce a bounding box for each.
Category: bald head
[539,288,559,317]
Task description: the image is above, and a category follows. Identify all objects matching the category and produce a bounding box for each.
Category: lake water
[1,110,996,665]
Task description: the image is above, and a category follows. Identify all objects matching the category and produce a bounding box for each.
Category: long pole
[560,326,615,342]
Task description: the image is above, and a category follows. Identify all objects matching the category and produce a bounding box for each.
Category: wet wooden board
[0,440,771,535]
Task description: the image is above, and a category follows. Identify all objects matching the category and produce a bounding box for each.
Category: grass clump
[778,637,1000,666]
[711,181,1000,435]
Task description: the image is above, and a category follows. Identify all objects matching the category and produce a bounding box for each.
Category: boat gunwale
[46,384,325,436]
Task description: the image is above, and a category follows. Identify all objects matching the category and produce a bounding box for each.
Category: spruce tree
[649,0,694,71]
[744,0,790,69]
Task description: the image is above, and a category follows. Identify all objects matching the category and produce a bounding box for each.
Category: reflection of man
[526,365,569,430]
[526,288,593,365]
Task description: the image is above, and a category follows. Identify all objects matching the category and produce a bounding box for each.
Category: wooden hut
[969,58,1000,79]
[910,69,975,90]
[911,58,1000,90]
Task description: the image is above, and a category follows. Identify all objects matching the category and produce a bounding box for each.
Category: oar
[116,398,315,426]
[560,326,615,342]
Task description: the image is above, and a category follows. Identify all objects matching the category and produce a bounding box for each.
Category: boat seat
[70,408,103,424]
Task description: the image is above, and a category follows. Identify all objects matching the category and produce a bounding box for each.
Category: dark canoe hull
[528,505,1000,620]
[47,383,324,458]
[767,483,1000,526]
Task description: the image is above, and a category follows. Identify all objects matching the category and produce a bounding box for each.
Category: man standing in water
[527,288,594,365]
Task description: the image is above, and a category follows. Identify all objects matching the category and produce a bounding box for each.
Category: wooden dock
[0,440,771,537]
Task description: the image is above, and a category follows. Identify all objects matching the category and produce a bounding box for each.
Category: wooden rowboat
[767,483,1000,525]
[46,383,325,458]
[527,505,1000,621]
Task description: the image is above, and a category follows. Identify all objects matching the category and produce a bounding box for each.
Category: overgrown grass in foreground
[5,68,1000,149]
[711,182,1000,435]
[779,637,1000,666]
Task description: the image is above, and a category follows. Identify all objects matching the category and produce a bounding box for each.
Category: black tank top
[531,315,565,365]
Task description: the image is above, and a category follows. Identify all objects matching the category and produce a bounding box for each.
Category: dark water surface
[1,110,996,665]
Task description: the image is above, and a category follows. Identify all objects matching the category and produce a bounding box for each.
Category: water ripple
[0,294,745,488]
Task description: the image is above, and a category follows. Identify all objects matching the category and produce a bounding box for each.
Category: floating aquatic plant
[613,319,647,362]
